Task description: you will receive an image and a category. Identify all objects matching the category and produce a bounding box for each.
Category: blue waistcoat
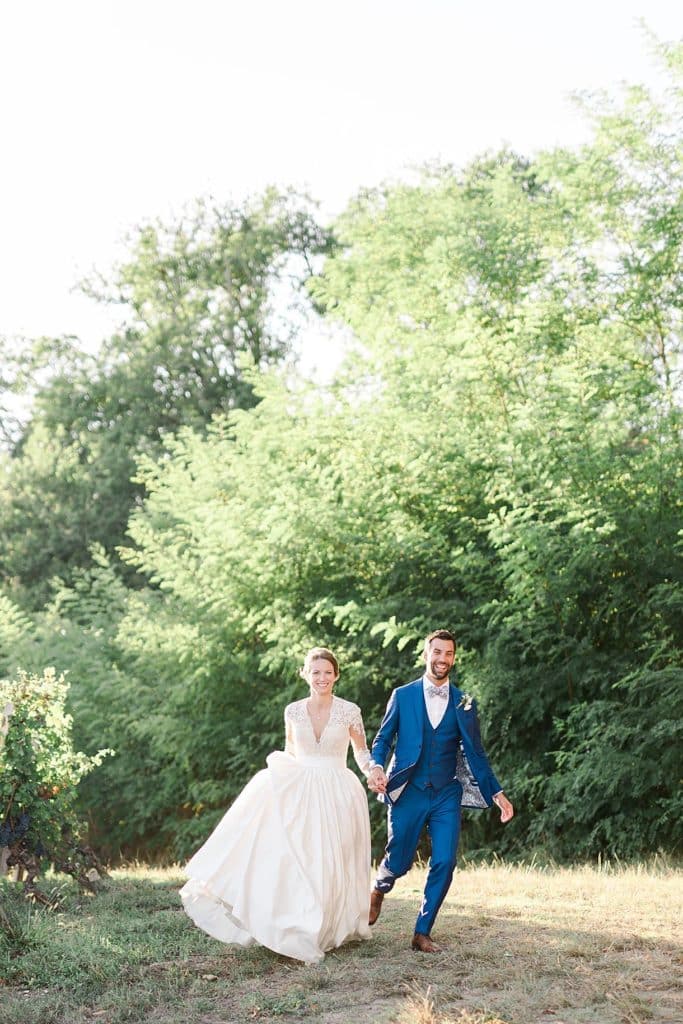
[410,696,461,791]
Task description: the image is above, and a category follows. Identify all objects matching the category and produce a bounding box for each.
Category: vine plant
[0,668,112,902]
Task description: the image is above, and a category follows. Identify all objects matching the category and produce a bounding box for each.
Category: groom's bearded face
[425,641,456,682]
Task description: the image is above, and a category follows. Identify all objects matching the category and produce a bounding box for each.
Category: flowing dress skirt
[180,752,372,964]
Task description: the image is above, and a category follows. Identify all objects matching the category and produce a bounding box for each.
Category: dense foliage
[0,49,681,863]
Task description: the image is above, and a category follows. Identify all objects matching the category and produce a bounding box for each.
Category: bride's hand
[367,766,387,794]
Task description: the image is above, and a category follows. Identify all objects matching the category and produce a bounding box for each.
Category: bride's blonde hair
[301,646,340,677]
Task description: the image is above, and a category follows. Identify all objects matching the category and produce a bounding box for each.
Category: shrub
[0,668,111,900]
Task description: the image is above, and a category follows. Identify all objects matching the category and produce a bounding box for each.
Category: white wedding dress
[180,696,374,964]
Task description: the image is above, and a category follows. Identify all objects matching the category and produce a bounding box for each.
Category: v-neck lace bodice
[284,696,374,775]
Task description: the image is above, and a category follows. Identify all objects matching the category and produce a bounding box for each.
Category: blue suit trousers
[375,779,462,935]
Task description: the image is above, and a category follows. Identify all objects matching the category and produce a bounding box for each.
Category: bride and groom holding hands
[181,629,514,963]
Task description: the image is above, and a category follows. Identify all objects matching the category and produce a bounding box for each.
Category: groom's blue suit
[371,678,502,936]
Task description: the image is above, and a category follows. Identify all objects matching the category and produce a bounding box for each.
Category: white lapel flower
[457,693,474,712]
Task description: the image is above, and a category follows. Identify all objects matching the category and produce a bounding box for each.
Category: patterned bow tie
[427,685,448,700]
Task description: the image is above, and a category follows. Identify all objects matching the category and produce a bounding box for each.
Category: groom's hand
[368,766,387,794]
[493,791,514,823]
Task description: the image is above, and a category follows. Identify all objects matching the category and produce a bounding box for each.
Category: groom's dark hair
[422,629,456,657]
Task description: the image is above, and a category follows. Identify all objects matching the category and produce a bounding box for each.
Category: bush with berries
[0,668,112,901]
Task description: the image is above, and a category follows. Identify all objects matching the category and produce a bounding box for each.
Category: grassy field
[0,859,680,1024]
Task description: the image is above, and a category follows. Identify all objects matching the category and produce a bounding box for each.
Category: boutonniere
[457,693,474,712]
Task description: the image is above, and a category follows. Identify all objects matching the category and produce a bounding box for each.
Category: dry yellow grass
[2,859,681,1024]
[125,857,682,1024]
[382,859,683,1024]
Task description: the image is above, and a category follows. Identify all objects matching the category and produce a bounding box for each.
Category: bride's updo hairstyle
[300,646,340,678]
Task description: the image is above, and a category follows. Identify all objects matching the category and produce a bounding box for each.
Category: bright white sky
[1,0,681,357]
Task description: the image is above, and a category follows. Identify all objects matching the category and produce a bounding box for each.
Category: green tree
[7,46,681,862]
[0,191,331,604]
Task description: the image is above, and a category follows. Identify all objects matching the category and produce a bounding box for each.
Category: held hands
[367,765,387,795]
[493,791,514,823]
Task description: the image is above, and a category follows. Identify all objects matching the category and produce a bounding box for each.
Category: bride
[180,647,381,963]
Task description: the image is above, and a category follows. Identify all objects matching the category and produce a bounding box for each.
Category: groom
[366,629,514,953]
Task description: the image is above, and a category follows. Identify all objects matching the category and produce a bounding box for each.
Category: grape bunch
[15,812,30,839]
[0,811,31,847]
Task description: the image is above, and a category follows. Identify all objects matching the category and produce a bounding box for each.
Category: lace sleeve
[284,705,295,756]
[348,704,377,778]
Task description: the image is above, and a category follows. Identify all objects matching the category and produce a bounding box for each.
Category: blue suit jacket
[371,678,502,808]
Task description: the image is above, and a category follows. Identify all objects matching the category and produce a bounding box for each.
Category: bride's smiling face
[305,657,339,696]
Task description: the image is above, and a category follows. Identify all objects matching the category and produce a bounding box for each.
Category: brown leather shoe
[411,932,441,953]
[368,889,384,925]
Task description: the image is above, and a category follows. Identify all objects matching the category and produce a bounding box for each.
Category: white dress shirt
[422,676,450,729]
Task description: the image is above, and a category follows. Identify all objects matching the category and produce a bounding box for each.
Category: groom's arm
[371,690,399,771]
[367,690,400,794]
[466,701,514,822]
[466,700,502,796]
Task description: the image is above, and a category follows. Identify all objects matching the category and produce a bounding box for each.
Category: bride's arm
[348,708,379,778]
[284,707,295,756]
